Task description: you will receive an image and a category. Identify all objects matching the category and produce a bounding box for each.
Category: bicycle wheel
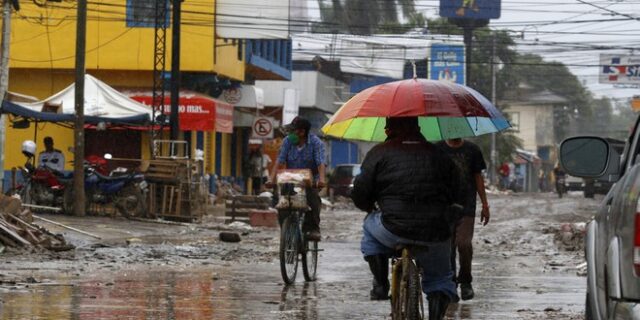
[302,238,318,281]
[404,261,422,320]
[279,215,299,284]
[391,259,422,320]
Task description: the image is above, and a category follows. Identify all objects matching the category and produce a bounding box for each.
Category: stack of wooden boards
[142,159,206,222]
[0,196,72,251]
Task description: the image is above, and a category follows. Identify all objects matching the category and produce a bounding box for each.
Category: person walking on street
[267,116,326,241]
[351,117,461,319]
[436,138,490,301]
[249,146,272,195]
[498,162,510,191]
[553,164,566,196]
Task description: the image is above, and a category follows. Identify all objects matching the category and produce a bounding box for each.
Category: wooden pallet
[142,160,188,184]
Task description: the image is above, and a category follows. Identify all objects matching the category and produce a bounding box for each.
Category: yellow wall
[5,0,244,80]
[2,1,240,173]
[220,133,230,176]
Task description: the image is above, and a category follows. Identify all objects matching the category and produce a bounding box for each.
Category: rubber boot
[427,291,451,320]
[365,255,389,300]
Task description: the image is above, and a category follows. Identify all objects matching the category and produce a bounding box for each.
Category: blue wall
[330,140,359,168]
[246,39,292,80]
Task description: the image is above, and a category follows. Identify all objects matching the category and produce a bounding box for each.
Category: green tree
[314,0,423,34]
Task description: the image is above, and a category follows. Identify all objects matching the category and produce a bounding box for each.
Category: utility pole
[463,26,473,85]
[170,0,181,140]
[73,0,87,216]
[0,0,13,192]
[490,32,497,186]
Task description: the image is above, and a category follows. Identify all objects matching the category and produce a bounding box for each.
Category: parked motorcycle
[15,140,70,209]
[63,154,148,218]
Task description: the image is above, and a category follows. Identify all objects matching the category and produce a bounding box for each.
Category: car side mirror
[560,136,620,181]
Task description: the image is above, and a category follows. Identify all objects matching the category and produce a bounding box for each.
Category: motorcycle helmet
[22,140,36,158]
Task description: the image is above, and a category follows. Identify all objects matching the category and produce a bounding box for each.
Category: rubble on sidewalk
[542,222,587,252]
[0,195,73,252]
[214,178,244,204]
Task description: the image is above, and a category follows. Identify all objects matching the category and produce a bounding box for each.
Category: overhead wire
[10,1,640,73]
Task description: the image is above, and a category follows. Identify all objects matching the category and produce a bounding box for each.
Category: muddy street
[0,192,595,319]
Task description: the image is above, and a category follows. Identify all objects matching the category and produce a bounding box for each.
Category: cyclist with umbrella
[323,79,511,319]
[352,116,461,318]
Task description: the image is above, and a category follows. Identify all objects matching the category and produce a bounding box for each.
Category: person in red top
[498,162,510,190]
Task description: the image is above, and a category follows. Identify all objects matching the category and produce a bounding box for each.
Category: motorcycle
[15,140,70,209]
[556,176,566,198]
[63,154,148,218]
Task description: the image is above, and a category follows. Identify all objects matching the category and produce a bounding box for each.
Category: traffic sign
[252,117,274,139]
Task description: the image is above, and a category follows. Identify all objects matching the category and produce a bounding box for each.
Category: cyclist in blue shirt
[267,116,326,241]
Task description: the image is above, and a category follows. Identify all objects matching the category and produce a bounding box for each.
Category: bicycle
[273,169,322,285]
[390,244,425,320]
[389,203,464,320]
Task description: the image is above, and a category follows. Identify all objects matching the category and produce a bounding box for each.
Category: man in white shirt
[38,136,65,172]
[250,146,272,194]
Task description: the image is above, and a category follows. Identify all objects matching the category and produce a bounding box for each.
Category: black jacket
[351,132,461,242]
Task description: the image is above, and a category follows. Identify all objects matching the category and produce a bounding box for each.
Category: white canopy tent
[2,74,152,125]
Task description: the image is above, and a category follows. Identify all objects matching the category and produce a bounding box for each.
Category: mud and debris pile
[0,196,73,252]
[214,178,244,204]
[543,222,587,252]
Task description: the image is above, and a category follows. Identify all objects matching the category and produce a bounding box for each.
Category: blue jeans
[361,212,457,299]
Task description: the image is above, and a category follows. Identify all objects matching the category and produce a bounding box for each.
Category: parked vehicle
[560,134,639,319]
[582,138,626,198]
[63,154,147,218]
[15,140,70,209]
[565,175,584,191]
[328,164,361,198]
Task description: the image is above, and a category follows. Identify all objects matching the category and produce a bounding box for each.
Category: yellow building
[2,0,244,179]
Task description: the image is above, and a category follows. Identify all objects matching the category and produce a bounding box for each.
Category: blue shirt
[277,134,326,181]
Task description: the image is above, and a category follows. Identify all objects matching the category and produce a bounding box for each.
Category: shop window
[126,0,170,28]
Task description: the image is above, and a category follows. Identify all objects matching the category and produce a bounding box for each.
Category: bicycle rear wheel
[391,259,422,320]
[279,215,299,284]
[302,239,318,281]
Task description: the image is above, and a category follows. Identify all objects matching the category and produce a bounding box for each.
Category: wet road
[0,193,593,319]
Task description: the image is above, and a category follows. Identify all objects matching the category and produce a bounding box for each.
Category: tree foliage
[314,0,423,34]
[426,18,617,158]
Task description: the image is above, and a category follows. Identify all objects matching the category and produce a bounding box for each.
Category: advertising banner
[439,0,501,19]
[430,44,466,85]
[599,54,640,84]
[282,88,300,125]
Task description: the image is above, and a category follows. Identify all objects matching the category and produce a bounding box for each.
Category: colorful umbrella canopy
[321,79,511,142]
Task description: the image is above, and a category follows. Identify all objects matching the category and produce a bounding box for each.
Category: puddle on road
[0,242,585,320]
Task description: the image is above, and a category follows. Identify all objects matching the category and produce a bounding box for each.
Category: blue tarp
[1,100,150,125]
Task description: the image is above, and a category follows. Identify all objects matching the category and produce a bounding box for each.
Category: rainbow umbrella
[321,79,511,142]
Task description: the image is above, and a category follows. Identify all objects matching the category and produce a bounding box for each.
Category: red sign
[215,99,234,133]
[129,93,217,131]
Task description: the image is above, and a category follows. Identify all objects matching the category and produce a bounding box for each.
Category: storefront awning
[126,91,234,133]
